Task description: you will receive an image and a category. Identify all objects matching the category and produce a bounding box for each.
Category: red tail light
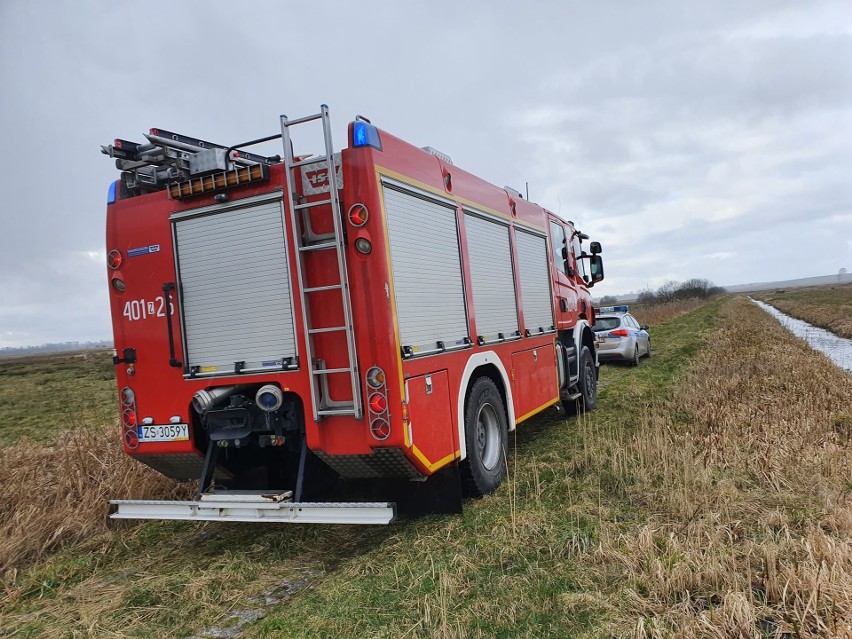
[369,393,387,413]
[108,249,123,270]
[609,329,629,337]
[124,430,139,448]
[348,203,369,227]
[370,418,390,441]
[123,409,137,426]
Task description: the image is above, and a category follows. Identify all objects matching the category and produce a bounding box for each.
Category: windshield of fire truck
[572,234,588,281]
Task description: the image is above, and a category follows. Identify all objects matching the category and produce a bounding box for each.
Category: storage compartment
[511,346,559,421]
[172,193,297,376]
[405,370,457,473]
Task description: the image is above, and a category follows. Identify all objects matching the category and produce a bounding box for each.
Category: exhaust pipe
[192,385,249,415]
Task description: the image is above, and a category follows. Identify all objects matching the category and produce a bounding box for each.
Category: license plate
[137,423,189,442]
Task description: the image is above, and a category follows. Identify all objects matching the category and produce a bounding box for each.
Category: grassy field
[0,350,117,445]
[2,297,850,638]
[754,282,852,339]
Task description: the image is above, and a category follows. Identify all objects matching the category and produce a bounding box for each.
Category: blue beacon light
[353,120,383,150]
[107,180,118,204]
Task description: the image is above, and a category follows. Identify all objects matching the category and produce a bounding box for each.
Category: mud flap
[395,463,464,516]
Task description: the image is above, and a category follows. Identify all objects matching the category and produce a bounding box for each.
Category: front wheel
[577,345,598,412]
[565,345,598,415]
[460,377,508,497]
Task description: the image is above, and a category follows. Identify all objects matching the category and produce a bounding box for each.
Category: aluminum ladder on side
[280,106,362,422]
[110,491,395,525]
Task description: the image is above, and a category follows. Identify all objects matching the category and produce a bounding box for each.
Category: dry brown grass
[0,422,191,574]
[590,296,852,637]
[631,298,719,327]
[756,284,852,339]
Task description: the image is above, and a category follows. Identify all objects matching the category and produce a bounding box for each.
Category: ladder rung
[308,326,347,334]
[284,112,322,127]
[304,284,343,293]
[299,241,338,252]
[294,199,332,210]
[313,368,353,375]
[292,156,330,168]
[318,408,357,416]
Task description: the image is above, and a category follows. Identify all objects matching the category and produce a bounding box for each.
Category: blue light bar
[352,120,382,151]
[599,305,629,313]
[107,180,118,204]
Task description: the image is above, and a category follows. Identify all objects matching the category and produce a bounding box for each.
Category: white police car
[592,305,650,366]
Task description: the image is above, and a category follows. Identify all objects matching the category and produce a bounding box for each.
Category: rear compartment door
[172,192,297,376]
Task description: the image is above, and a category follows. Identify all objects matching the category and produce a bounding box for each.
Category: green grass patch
[0,350,116,445]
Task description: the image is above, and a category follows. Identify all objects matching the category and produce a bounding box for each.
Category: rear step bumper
[109,492,396,525]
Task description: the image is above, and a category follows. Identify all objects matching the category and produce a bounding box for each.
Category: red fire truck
[103,106,604,524]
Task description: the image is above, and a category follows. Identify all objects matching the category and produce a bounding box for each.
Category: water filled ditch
[750,298,852,374]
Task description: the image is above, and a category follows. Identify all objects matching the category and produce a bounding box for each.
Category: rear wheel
[460,377,508,497]
[631,346,640,367]
[565,345,598,414]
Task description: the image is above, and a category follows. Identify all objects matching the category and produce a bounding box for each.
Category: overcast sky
[1,1,850,347]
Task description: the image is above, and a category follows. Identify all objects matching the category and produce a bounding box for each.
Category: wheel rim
[476,403,501,470]
[583,361,596,403]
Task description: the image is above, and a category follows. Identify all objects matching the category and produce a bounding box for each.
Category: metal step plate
[109,495,396,525]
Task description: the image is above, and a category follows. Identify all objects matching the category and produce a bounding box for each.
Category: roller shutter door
[464,212,519,342]
[383,184,469,355]
[173,196,297,375]
[514,229,554,334]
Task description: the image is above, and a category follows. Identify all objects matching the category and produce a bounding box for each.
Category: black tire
[577,346,598,412]
[646,341,651,358]
[460,377,508,497]
[631,346,640,367]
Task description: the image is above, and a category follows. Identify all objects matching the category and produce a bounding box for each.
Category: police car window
[626,316,638,328]
[549,222,567,274]
[593,317,620,331]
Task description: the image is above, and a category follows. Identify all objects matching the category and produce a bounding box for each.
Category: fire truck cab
[103,107,604,524]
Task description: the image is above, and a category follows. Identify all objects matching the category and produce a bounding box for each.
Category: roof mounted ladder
[280,106,362,421]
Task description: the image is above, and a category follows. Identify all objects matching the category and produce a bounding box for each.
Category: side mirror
[590,241,602,255]
[640,325,649,331]
[589,255,604,283]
